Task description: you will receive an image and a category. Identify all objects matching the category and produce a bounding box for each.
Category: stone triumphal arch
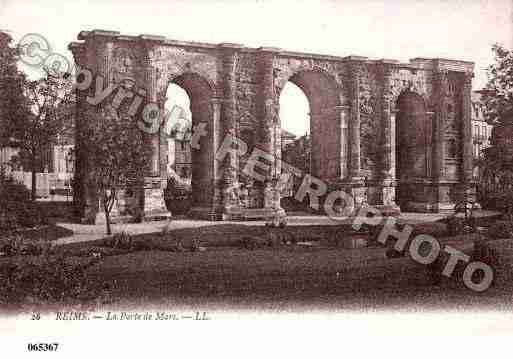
[69,30,475,223]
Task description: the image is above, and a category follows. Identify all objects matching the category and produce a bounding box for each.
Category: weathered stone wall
[69,30,476,221]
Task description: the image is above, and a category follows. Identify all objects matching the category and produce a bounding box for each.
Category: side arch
[394,89,432,209]
[390,85,432,112]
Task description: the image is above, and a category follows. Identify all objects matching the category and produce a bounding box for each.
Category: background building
[471,91,494,178]
[164,105,192,184]
[0,133,74,197]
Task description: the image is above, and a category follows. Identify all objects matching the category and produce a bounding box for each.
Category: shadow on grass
[58,223,359,254]
[15,224,74,241]
[36,200,78,222]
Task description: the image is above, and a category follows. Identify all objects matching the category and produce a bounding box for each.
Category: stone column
[432,69,448,182]
[339,105,350,180]
[142,46,160,177]
[92,37,114,224]
[425,111,435,178]
[348,61,363,182]
[187,96,225,220]
[219,43,242,217]
[429,67,457,212]
[68,43,89,220]
[341,59,367,209]
[257,48,279,173]
[378,61,399,209]
[158,95,169,178]
[257,47,284,213]
[139,39,169,220]
[210,97,224,215]
[378,62,394,180]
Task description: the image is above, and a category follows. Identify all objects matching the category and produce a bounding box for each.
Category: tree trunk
[105,201,112,235]
[31,169,37,201]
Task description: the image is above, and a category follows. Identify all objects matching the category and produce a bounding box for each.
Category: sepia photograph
[1,0,513,357]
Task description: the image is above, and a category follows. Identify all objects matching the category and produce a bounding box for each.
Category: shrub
[161,225,172,237]
[0,178,45,230]
[104,231,133,250]
[265,215,287,228]
[412,222,449,237]
[488,220,513,239]
[0,235,54,257]
[446,217,472,236]
[0,211,18,232]
[164,178,192,215]
[479,192,513,213]
[61,246,128,259]
[0,255,105,305]
[173,238,186,252]
[266,230,285,248]
[239,236,268,250]
[369,221,449,254]
[189,237,204,252]
[0,177,31,202]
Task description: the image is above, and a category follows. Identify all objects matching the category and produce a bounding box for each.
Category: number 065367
[27,343,59,352]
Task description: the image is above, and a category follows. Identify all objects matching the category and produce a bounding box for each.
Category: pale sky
[2,0,511,135]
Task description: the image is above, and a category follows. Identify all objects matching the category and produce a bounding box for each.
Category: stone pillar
[428,67,455,212]
[158,95,169,179]
[188,97,225,220]
[68,43,89,220]
[459,70,478,206]
[378,62,399,209]
[143,50,160,177]
[91,37,114,224]
[348,61,363,182]
[378,62,394,181]
[219,43,243,218]
[341,60,366,209]
[257,47,284,214]
[432,69,448,183]
[139,40,169,220]
[210,97,224,216]
[339,105,350,180]
[425,111,435,178]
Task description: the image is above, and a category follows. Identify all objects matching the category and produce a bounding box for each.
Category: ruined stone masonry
[69,30,476,222]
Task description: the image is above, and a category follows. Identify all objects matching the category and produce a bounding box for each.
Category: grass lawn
[82,241,513,311]
[3,218,512,311]
[87,246,430,308]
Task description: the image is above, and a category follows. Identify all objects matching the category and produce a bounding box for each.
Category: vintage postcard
[1,0,513,357]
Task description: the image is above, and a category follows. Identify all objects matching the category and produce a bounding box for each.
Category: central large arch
[279,69,344,182]
[166,72,217,210]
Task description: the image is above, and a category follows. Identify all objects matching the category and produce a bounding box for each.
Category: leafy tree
[5,72,74,200]
[481,44,513,126]
[84,105,150,235]
[0,31,29,171]
[478,44,513,213]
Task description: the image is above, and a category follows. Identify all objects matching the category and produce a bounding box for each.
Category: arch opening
[278,70,343,209]
[395,90,430,209]
[279,70,342,180]
[163,73,214,210]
